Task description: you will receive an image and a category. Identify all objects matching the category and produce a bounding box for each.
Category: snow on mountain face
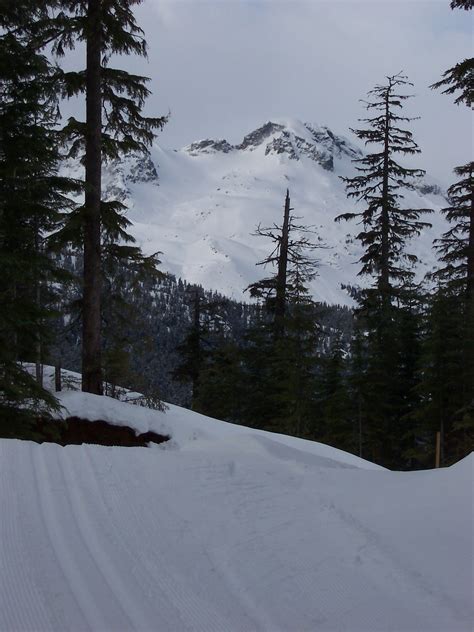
[72,118,447,305]
[185,120,362,171]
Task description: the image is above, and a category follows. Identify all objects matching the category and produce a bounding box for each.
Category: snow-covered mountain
[66,118,447,305]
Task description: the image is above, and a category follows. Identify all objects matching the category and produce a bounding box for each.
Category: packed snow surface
[1,381,472,631]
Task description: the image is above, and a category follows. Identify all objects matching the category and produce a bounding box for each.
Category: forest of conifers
[1,0,472,470]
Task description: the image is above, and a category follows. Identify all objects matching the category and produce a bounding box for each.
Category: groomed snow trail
[0,395,472,631]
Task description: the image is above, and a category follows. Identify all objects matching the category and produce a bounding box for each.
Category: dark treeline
[50,252,353,410]
[0,0,472,468]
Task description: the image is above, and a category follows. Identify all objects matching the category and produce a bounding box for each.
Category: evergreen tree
[394,288,425,465]
[247,189,319,339]
[346,323,369,458]
[413,289,468,466]
[431,0,473,302]
[49,0,167,394]
[172,287,206,408]
[172,288,227,409]
[434,164,474,301]
[193,339,245,422]
[0,3,78,435]
[426,0,474,460]
[336,74,431,467]
[101,247,162,399]
[244,190,321,436]
[431,58,473,108]
[268,298,320,437]
[431,0,473,108]
[314,334,354,453]
[336,73,431,306]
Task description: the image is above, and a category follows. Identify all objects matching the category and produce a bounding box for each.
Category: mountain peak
[59,116,446,306]
[237,121,286,151]
[182,118,362,171]
[185,138,235,156]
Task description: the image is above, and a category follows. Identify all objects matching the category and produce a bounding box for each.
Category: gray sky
[63,0,473,185]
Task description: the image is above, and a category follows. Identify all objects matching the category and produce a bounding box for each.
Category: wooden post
[55,365,62,392]
[435,431,441,468]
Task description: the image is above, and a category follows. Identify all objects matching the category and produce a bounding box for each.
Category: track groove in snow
[1,393,472,632]
[0,443,51,632]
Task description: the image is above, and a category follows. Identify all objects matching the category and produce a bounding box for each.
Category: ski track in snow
[1,430,472,632]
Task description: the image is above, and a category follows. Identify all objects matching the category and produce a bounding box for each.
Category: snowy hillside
[63,118,448,305]
[1,372,472,631]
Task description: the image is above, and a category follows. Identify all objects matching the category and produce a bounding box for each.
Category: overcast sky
[64,0,473,185]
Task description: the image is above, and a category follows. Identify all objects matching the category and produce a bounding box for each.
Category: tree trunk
[465,165,474,406]
[82,0,103,395]
[191,290,201,408]
[34,215,43,388]
[380,88,391,311]
[466,164,474,303]
[274,189,291,339]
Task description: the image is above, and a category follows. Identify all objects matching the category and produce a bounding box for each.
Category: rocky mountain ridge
[185,120,362,173]
[62,118,447,306]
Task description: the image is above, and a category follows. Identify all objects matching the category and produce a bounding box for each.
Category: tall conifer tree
[247,189,319,339]
[426,0,474,458]
[336,74,431,467]
[0,2,78,433]
[431,0,473,324]
[245,190,321,435]
[50,0,166,394]
[337,73,431,307]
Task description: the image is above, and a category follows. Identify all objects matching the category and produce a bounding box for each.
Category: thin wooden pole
[435,431,441,468]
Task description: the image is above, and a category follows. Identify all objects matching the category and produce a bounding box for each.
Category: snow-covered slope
[63,118,447,305]
[1,376,472,631]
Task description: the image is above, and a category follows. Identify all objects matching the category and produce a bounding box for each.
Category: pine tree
[435,164,474,308]
[427,0,474,458]
[336,74,431,466]
[0,2,78,434]
[394,288,425,465]
[172,288,227,409]
[431,0,473,304]
[315,334,355,453]
[233,308,274,429]
[436,175,474,447]
[101,248,162,399]
[336,73,432,307]
[49,0,167,394]
[247,189,319,338]
[172,288,206,407]
[431,1,473,108]
[244,190,321,436]
[431,59,473,108]
[413,288,467,467]
[346,323,369,458]
[193,339,244,422]
[269,298,320,437]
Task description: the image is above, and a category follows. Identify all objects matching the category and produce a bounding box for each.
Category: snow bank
[1,370,472,631]
[44,364,382,471]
